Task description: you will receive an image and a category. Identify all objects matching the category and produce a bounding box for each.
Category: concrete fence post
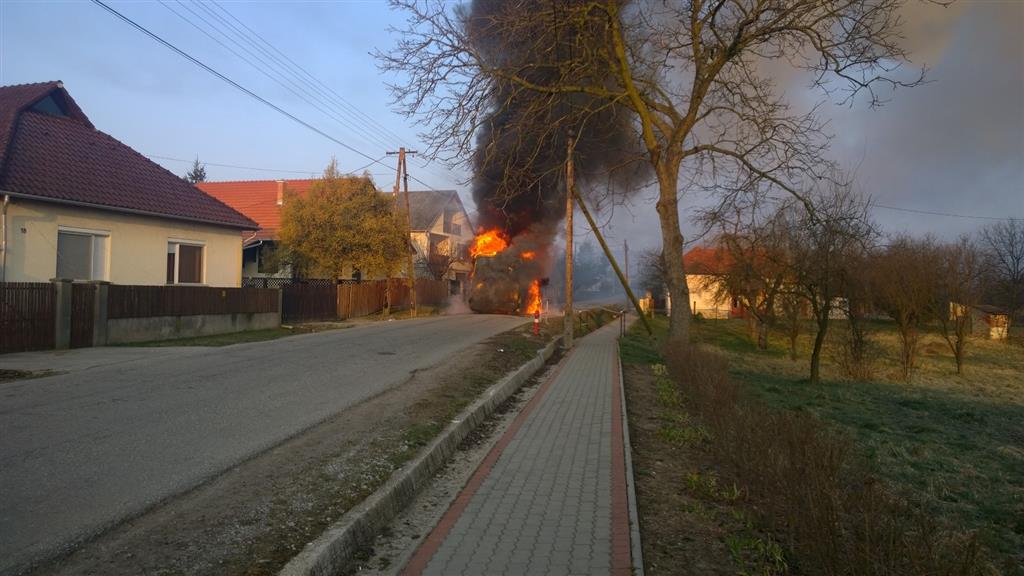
[50,278,72,350]
[91,280,110,346]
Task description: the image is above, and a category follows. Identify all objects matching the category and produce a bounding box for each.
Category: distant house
[405,190,475,294]
[199,180,474,292]
[683,246,742,319]
[950,302,1011,340]
[0,81,256,286]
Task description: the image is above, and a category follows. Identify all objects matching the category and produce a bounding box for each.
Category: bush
[663,344,992,576]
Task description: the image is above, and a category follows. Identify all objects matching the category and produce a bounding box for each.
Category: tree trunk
[809,313,830,384]
[655,163,690,350]
[757,319,769,351]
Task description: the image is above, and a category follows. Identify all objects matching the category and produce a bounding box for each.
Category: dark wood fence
[0,282,55,354]
[280,279,451,323]
[282,283,338,323]
[70,283,96,348]
[107,285,278,319]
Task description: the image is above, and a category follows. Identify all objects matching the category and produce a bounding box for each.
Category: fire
[520,251,536,260]
[470,229,509,258]
[525,279,541,315]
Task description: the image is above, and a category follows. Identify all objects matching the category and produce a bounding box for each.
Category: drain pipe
[1,194,9,283]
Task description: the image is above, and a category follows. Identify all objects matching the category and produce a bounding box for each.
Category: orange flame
[520,251,536,260]
[470,229,509,258]
[526,280,542,315]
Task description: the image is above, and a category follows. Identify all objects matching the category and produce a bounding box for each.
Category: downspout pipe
[1,194,10,283]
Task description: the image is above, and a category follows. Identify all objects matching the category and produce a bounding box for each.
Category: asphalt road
[0,314,526,575]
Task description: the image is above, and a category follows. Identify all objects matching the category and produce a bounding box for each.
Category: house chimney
[276,180,285,206]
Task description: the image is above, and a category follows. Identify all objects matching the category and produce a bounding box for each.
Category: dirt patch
[623,362,780,575]
[0,368,58,383]
[38,322,557,576]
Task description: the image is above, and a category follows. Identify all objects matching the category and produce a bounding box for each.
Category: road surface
[0,314,526,575]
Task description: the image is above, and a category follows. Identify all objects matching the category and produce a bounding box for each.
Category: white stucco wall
[2,199,244,287]
[686,273,732,319]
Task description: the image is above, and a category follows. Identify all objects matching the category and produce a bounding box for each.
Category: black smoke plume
[465,0,648,314]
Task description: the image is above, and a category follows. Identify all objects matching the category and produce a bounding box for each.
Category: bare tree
[873,236,941,382]
[637,248,667,300]
[834,250,877,380]
[979,219,1024,325]
[781,183,875,384]
[379,0,925,350]
[936,236,984,375]
[700,198,788,350]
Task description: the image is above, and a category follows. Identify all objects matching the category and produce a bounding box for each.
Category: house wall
[686,273,731,319]
[3,199,243,286]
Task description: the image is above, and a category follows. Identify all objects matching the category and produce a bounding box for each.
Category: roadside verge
[278,336,563,576]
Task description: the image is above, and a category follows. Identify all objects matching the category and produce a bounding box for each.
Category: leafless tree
[379,0,926,349]
[834,250,877,380]
[979,219,1024,325]
[637,248,667,300]
[699,196,788,350]
[873,235,941,382]
[936,236,984,375]
[781,182,875,384]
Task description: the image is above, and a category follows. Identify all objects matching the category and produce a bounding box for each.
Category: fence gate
[70,283,96,348]
[0,282,56,354]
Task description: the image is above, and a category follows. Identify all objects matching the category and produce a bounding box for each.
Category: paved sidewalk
[403,321,633,576]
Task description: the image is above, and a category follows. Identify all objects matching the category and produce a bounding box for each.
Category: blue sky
[1,0,1022,254]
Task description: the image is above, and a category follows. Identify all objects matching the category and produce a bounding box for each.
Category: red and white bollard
[533,309,540,335]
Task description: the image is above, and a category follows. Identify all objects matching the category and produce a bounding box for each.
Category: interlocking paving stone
[407,323,630,575]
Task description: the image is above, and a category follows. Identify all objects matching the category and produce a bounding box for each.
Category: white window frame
[167,238,206,285]
[56,226,110,281]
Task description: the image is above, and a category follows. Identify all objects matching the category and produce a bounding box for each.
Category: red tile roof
[198,179,464,239]
[197,179,316,236]
[0,81,256,229]
[683,245,732,275]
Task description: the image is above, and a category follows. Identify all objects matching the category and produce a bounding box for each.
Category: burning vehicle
[468,228,546,316]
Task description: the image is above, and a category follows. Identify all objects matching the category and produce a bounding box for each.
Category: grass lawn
[690,316,1024,570]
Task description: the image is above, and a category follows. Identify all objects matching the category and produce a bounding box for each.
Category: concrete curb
[278,336,562,576]
[616,320,645,576]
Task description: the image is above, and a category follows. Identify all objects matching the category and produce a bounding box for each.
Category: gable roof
[683,246,733,275]
[199,179,467,240]
[405,190,464,230]
[0,81,256,229]
[198,179,317,240]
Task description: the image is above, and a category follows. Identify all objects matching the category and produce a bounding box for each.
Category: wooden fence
[281,279,452,323]
[107,285,279,319]
[282,283,338,323]
[0,282,56,354]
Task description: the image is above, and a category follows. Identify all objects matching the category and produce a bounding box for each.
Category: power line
[206,0,454,182]
[91,0,401,176]
[869,202,1021,222]
[158,0,394,153]
[147,153,382,176]
[94,0,447,193]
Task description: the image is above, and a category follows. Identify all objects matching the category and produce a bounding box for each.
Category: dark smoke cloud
[464,0,648,313]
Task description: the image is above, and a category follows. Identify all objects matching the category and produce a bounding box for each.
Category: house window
[167,241,204,284]
[56,228,108,280]
[450,223,461,236]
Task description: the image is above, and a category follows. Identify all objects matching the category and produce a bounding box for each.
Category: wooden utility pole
[564,136,575,349]
[387,147,419,317]
[624,239,629,289]
[571,185,653,335]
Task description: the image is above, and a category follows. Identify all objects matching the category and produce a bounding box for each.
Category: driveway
[0,314,526,575]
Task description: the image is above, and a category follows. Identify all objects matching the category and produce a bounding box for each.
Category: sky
[1,0,1022,261]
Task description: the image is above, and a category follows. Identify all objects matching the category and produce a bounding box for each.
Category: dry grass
[690,318,1024,573]
[621,316,1006,575]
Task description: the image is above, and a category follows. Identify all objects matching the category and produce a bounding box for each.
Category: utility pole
[564,135,575,349]
[624,239,629,290]
[387,147,419,317]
